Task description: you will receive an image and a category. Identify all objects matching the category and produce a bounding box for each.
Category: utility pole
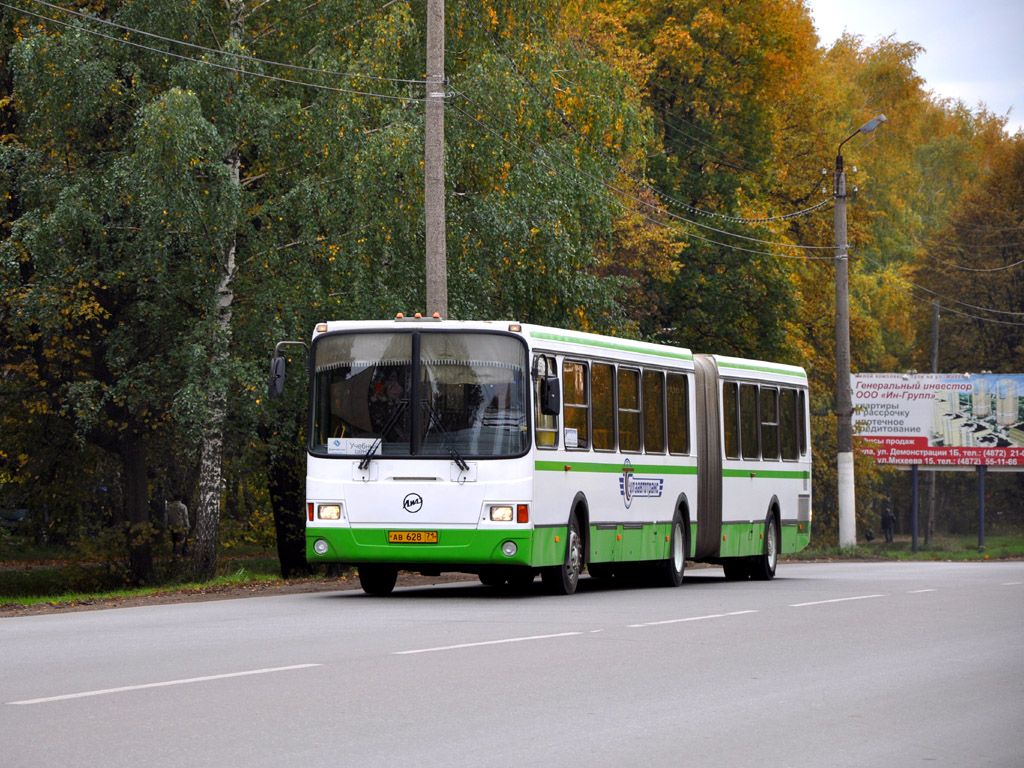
[424,0,447,318]
[835,114,887,550]
[834,152,856,549]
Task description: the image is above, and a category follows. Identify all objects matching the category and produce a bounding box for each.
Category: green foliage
[1,0,1021,573]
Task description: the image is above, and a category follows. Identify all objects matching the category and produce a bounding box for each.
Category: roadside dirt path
[0,572,478,617]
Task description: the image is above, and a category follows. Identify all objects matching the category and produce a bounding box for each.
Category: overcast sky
[804,0,1024,135]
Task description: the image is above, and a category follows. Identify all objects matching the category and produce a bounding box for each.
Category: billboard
[852,373,1024,467]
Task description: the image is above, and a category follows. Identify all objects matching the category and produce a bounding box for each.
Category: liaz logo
[403,493,424,513]
[619,459,664,509]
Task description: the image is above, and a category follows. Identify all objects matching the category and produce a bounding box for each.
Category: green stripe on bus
[722,469,809,479]
[717,361,807,378]
[306,526,566,569]
[536,460,697,475]
[529,331,693,362]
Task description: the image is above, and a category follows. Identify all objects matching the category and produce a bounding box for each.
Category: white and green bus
[269,317,811,595]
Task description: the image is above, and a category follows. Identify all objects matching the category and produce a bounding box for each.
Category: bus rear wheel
[653,513,686,587]
[542,512,582,595]
[751,513,779,581]
[358,564,398,595]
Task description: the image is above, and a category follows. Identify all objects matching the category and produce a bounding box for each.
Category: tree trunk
[120,433,152,585]
[192,176,238,580]
[192,0,245,580]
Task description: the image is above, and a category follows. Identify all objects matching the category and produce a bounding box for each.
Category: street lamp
[835,113,886,549]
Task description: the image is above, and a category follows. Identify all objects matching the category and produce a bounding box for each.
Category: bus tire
[654,513,686,587]
[358,564,398,595]
[751,513,779,581]
[542,512,582,595]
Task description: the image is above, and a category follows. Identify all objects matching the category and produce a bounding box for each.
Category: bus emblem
[403,493,423,513]
[619,459,664,509]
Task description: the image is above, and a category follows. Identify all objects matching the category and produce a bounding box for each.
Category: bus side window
[592,363,615,451]
[643,370,665,454]
[534,355,558,448]
[618,368,641,453]
[563,361,590,450]
[761,387,779,460]
[740,384,759,460]
[723,381,740,459]
[780,388,799,461]
[667,373,690,455]
[798,389,809,456]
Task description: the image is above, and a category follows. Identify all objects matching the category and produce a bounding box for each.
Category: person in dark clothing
[882,505,896,543]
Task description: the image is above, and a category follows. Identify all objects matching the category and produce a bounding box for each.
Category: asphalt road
[2,561,1022,768]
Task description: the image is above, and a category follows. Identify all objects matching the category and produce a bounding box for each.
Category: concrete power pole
[424,0,447,318]
[834,155,857,549]
[834,114,886,550]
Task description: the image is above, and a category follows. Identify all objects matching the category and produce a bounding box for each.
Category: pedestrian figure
[882,504,896,543]
[167,498,190,555]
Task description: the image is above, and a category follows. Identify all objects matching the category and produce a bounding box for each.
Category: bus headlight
[489,505,513,522]
[313,539,329,555]
[318,504,342,520]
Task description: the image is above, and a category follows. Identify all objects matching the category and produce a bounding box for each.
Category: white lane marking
[628,610,757,628]
[908,589,936,593]
[1001,582,1022,586]
[394,632,582,655]
[790,594,885,607]
[7,664,321,706]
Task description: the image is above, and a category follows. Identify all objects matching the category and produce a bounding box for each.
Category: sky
[804,0,1024,135]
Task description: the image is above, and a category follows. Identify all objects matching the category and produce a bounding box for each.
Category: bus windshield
[310,331,530,459]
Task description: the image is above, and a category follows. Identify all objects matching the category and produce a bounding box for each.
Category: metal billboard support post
[910,464,919,554]
[978,465,986,553]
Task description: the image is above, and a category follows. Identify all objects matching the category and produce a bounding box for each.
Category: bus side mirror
[539,376,560,416]
[268,356,287,399]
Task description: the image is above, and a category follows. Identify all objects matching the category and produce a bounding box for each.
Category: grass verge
[787,534,1024,562]
[0,557,291,608]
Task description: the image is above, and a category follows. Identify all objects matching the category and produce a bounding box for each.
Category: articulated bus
[269,316,811,595]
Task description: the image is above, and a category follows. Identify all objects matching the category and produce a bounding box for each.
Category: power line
[916,251,1024,273]
[901,287,1024,327]
[1,1,426,103]
[451,82,834,250]
[549,69,763,175]
[449,102,835,261]
[558,18,774,171]
[861,254,1024,318]
[19,0,427,86]
[457,0,832,230]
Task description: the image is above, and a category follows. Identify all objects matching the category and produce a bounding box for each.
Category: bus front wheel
[543,512,582,595]
[358,564,398,595]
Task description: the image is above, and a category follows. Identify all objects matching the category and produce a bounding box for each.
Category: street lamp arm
[837,113,888,165]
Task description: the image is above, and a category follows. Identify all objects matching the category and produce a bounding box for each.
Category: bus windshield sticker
[564,427,578,449]
[329,437,381,456]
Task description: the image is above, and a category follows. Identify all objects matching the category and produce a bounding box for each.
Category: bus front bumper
[306,526,566,568]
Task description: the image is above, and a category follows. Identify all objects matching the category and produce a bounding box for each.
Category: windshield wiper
[422,398,470,472]
[357,398,408,470]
